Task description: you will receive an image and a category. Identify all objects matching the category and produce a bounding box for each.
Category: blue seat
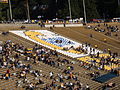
[93,72,118,83]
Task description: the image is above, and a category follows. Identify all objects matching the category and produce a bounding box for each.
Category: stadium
[0,0,120,90]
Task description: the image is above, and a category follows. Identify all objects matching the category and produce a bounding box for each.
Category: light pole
[118,0,120,5]
[68,0,72,19]
[56,0,58,17]
[8,0,13,21]
[83,0,87,23]
[26,0,30,22]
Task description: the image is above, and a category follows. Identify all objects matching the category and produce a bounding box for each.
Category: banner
[10,30,102,58]
[0,0,8,3]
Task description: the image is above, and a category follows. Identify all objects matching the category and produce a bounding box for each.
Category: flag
[0,0,8,3]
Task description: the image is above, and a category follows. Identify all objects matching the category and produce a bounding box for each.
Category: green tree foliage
[70,0,83,19]
[116,5,120,17]
[12,0,26,19]
[96,0,118,19]
[0,3,8,20]
[0,0,119,21]
[85,0,100,20]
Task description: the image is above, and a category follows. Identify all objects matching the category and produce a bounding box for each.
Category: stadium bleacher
[0,23,119,90]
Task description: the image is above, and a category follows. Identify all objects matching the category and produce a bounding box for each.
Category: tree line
[0,0,120,21]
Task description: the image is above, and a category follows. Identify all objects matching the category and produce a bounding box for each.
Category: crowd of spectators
[87,23,119,38]
[0,40,91,89]
[0,40,119,90]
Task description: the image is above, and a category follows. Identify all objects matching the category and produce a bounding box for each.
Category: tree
[12,0,26,19]
[70,0,82,19]
[85,0,100,21]
[115,0,120,17]
[0,0,119,21]
[96,0,118,19]
[0,3,8,20]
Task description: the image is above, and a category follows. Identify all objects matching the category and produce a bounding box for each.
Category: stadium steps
[77,76,102,90]
[22,57,106,90]
[22,58,103,89]
[106,76,120,90]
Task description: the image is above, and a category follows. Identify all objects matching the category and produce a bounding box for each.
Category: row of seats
[77,54,120,70]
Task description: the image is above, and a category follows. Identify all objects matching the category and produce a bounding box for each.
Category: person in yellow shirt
[103,38,107,43]
[95,45,98,49]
